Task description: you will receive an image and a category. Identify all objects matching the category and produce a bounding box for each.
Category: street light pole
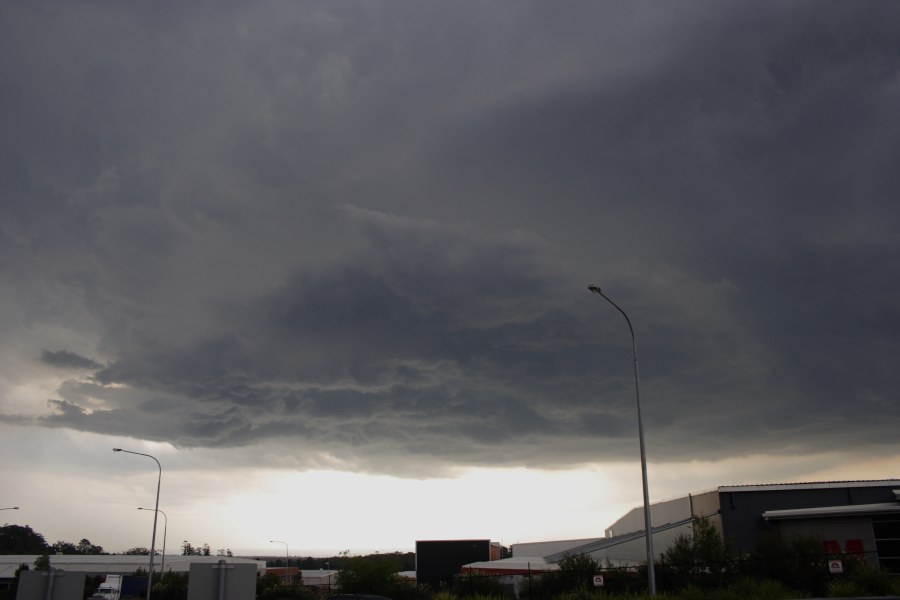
[138,508,168,577]
[588,285,656,595]
[114,448,161,600]
[269,540,289,585]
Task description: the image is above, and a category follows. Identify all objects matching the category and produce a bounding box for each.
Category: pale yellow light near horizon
[4,423,899,557]
[157,450,900,556]
[188,466,635,555]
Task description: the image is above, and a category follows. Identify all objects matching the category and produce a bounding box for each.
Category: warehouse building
[514,480,900,572]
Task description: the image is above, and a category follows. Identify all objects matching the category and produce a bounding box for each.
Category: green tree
[34,554,51,571]
[154,572,189,600]
[337,554,416,600]
[452,572,505,599]
[76,539,104,555]
[522,553,600,599]
[657,517,733,591]
[123,547,150,555]
[52,541,79,554]
[50,538,105,555]
[256,573,281,595]
[255,586,318,600]
[746,531,828,595]
[0,525,50,554]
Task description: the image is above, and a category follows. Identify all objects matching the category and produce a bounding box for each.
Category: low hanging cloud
[41,350,103,371]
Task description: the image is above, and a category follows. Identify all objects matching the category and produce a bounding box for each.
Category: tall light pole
[269,540,289,585]
[114,448,161,600]
[588,285,656,595]
[138,508,168,577]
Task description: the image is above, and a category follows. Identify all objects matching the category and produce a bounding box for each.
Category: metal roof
[544,516,697,563]
[461,557,559,575]
[0,555,266,579]
[719,479,900,493]
[763,502,900,520]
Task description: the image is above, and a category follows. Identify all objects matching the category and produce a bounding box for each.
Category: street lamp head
[588,285,601,294]
[113,448,122,452]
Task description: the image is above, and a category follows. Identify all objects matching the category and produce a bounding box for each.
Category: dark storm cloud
[1,1,899,475]
[41,350,103,370]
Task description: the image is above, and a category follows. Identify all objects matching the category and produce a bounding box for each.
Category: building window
[872,516,900,572]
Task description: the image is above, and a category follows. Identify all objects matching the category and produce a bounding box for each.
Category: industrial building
[0,554,266,588]
[415,539,505,588]
[513,480,900,572]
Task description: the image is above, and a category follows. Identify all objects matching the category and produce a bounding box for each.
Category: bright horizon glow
[4,425,899,557]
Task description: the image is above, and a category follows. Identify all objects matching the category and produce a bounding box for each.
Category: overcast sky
[2,1,899,556]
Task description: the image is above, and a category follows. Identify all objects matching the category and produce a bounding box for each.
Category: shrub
[521,553,601,599]
[725,577,797,600]
[551,590,607,600]
[826,579,863,598]
[656,518,734,592]
[744,532,827,596]
[845,564,900,596]
[450,574,505,599]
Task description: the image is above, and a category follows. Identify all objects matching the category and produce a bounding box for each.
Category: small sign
[593,575,605,587]
[828,560,844,574]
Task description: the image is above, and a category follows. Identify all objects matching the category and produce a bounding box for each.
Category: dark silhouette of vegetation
[53,539,105,555]
[336,554,418,600]
[450,572,506,599]
[255,583,318,600]
[0,525,50,554]
[742,531,828,595]
[0,524,105,556]
[521,553,602,599]
[656,517,733,591]
[180,541,211,556]
[153,572,189,600]
[256,572,282,595]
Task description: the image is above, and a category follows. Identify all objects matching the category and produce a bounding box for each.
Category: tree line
[0,524,105,555]
[179,541,233,557]
[0,524,234,558]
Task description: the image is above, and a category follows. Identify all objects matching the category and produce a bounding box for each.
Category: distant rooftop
[719,479,900,493]
[0,555,266,579]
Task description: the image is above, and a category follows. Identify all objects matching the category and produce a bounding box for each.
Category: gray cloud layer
[1,2,898,476]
